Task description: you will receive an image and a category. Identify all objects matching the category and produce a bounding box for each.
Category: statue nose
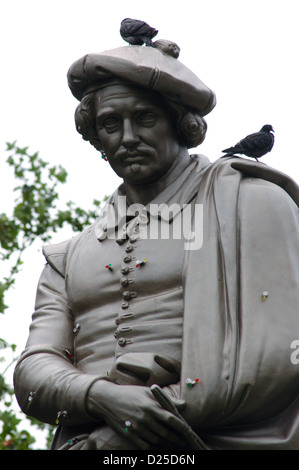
[121,119,139,148]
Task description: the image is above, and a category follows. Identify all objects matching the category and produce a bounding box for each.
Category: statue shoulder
[214,156,299,208]
[42,238,73,278]
[240,174,298,210]
[42,224,96,277]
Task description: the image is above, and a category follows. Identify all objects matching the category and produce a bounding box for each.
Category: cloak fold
[180,157,299,449]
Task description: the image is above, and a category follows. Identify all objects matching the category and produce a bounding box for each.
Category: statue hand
[151,384,210,450]
[80,425,137,450]
[87,380,188,450]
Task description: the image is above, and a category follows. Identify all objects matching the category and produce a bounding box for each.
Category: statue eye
[137,112,157,127]
[101,116,121,133]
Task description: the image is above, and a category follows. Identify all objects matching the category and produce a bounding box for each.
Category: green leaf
[5,141,17,151]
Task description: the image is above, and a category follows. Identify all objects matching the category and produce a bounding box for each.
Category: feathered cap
[67,41,216,117]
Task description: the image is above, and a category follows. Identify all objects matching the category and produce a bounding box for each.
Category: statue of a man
[14,34,299,450]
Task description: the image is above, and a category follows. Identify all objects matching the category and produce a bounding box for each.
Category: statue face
[94,84,181,184]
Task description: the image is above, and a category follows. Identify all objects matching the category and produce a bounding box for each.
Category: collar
[95,154,210,242]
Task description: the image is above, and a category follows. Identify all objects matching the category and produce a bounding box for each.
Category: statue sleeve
[13,261,103,426]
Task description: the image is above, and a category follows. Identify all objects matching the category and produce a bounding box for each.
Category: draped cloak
[13,156,299,449]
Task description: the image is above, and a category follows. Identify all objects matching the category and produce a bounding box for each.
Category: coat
[13,156,299,449]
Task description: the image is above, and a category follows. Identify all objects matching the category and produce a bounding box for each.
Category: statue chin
[129,163,141,175]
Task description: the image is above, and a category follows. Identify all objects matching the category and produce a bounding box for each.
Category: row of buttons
[70,231,145,353]
[115,233,141,348]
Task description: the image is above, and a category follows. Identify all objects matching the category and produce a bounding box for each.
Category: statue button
[121,267,130,275]
[116,237,126,245]
[98,233,107,241]
[122,291,137,300]
[123,256,132,263]
[129,236,138,243]
[120,277,129,287]
[114,331,118,338]
[125,245,134,253]
[121,301,129,309]
[118,338,127,347]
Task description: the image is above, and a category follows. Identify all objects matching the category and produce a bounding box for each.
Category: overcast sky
[0,0,298,375]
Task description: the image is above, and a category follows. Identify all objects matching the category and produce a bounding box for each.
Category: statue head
[67,39,216,154]
[91,82,191,184]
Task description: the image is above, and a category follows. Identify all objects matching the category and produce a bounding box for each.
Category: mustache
[116,147,155,160]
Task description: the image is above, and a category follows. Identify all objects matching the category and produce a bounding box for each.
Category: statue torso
[66,221,185,377]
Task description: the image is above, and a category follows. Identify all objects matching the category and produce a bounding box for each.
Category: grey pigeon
[222,124,275,161]
[120,18,158,46]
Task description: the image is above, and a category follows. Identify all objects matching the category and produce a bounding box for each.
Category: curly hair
[74,87,208,152]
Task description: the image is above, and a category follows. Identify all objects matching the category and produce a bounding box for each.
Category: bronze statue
[13,27,299,450]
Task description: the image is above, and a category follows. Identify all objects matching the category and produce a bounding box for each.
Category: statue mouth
[122,155,145,163]
[120,151,148,163]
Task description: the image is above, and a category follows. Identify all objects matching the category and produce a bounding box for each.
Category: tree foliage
[0,142,104,449]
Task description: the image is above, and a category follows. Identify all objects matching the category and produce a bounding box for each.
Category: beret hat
[67,43,216,117]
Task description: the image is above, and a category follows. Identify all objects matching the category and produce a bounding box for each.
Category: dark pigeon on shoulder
[222,124,275,161]
[120,18,158,46]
